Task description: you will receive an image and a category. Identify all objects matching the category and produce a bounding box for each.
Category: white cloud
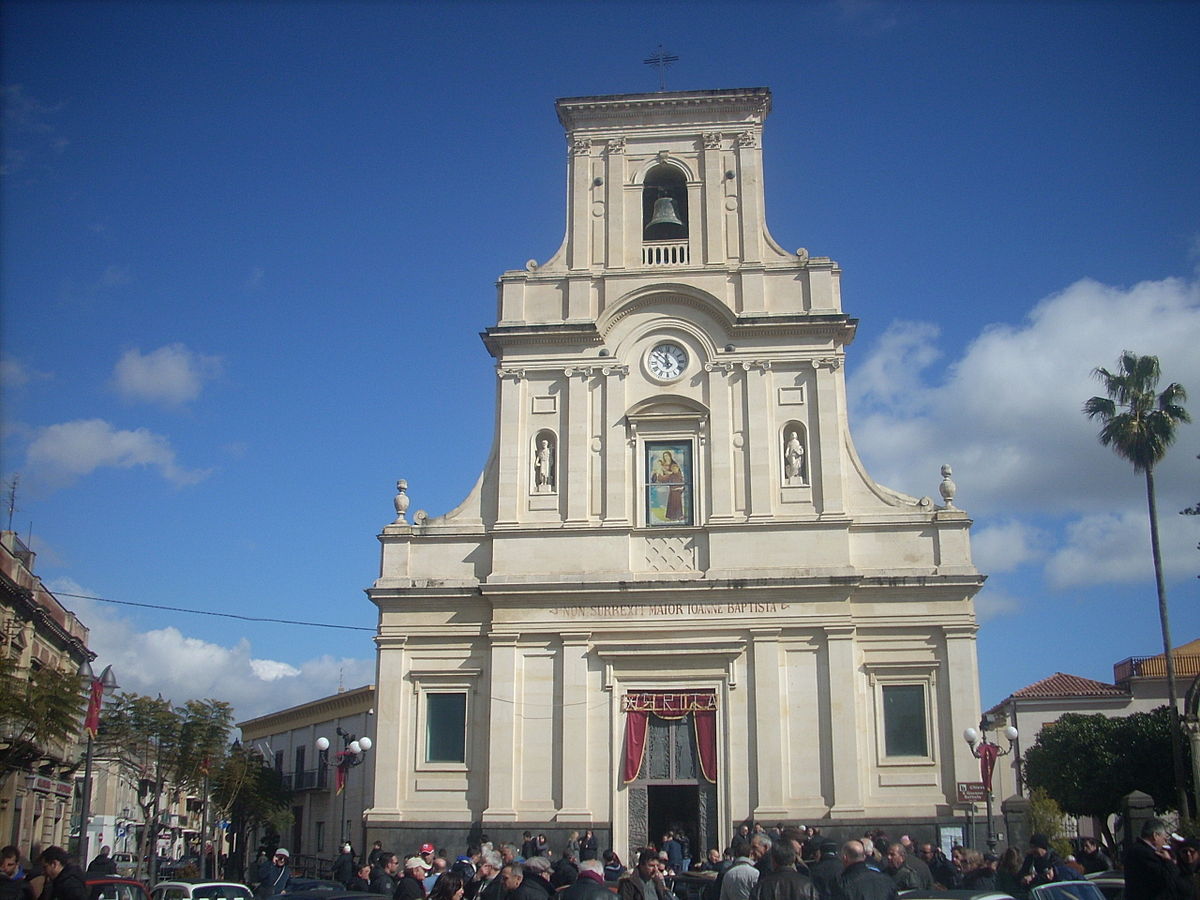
[243,266,265,291]
[972,520,1050,574]
[113,343,223,407]
[1045,509,1199,588]
[973,586,1023,622]
[250,659,302,681]
[24,418,210,487]
[849,276,1200,520]
[49,579,375,723]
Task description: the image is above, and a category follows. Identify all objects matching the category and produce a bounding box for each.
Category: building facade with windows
[0,530,92,853]
[237,685,375,862]
[365,88,986,856]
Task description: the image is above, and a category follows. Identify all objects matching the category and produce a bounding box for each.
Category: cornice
[236,684,375,732]
[556,88,772,132]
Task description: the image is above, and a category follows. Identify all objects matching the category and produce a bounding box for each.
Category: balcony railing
[282,767,328,791]
[1114,654,1200,683]
[642,241,689,266]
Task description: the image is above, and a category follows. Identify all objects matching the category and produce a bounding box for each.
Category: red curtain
[622,710,649,783]
[622,692,717,784]
[693,709,717,784]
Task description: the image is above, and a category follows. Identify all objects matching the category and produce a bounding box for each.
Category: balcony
[282,767,328,791]
[642,241,689,266]
[1114,653,1200,683]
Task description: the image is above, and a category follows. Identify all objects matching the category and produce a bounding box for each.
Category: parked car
[86,877,152,900]
[899,892,1016,900]
[110,854,138,880]
[283,880,345,893]
[150,882,253,900]
[277,893,390,900]
[1030,882,1108,900]
[1085,871,1125,900]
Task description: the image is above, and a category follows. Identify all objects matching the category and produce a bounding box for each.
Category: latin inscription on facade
[549,601,787,618]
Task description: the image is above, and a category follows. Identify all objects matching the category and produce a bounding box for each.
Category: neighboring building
[238,685,375,860]
[986,638,1200,808]
[0,530,92,853]
[365,87,987,857]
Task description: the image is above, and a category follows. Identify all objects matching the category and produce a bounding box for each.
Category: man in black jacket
[397,858,430,900]
[370,853,401,897]
[39,848,86,900]
[833,842,896,900]
[1125,819,1179,900]
[561,861,611,900]
[749,843,816,900]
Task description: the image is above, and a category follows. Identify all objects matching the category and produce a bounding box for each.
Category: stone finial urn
[394,479,410,524]
[939,464,956,508]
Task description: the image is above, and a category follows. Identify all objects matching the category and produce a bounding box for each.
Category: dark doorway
[648,784,699,859]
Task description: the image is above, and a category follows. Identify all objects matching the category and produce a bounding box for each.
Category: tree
[0,658,85,774]
[96,693,234,880]
[1084,350,1191,820]
[211,743,292,881]
[1025,708,1195,846]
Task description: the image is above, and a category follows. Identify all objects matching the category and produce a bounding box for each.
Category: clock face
[647,342,688,380]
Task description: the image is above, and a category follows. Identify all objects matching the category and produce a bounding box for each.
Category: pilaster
[827,626,865,813]
[557,633,593,821]
[483,634,520,821]
[751,630,789,817]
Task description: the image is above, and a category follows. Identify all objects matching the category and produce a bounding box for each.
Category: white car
[150,883,254,900]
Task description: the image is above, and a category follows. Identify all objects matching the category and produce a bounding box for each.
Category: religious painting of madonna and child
[645,441,693,526]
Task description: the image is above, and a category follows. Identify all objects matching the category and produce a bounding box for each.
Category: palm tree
[1084,350,1191,820]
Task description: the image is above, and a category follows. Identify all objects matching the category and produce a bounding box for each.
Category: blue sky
[3,0,1198,723]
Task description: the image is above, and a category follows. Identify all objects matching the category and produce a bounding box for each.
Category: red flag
[978,741,1000,791]
[84,678,104,737]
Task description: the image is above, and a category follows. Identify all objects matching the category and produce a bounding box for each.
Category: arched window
[642,163,688,241]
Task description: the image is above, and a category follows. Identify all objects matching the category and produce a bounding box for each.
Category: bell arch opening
[642,163,688,241]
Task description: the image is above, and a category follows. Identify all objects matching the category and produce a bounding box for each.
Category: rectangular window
[882,684,928,757]
[294,745,305,776]
[645,440,693,526]
[426,692,467,763]
[315,820,325,853]
[274,750,284,773]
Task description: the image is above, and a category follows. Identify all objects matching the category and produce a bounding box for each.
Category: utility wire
[54,592,376,632]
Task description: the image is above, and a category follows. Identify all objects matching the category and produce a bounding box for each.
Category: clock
[647,342,688,380]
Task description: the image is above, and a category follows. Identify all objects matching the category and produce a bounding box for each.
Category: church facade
[364,88,985,856]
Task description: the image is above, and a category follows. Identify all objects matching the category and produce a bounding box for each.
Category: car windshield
[1032,884,1107,900]
[191,888,252,900]
[89,885,147,900]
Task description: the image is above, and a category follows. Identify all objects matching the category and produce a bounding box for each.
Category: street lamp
[77,661,118,867]
[963,714,1018,852]
[316,728,372,845]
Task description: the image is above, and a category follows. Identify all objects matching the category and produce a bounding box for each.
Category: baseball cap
[420,843,435,854]
[406,857,430,871]
[275,849,290,859]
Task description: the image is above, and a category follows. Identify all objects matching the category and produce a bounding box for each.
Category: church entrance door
[624,704,717,861]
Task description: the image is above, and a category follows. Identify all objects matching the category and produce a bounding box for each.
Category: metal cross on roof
[643,44,679,92]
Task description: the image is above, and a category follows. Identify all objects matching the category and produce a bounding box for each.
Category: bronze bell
[646,196,683,229]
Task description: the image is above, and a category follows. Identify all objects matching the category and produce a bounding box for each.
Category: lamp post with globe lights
[316,728,372,845]
[77,661,118,866]
[963,715,1018,852]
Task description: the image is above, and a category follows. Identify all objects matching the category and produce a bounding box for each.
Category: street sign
[957,781,987,803]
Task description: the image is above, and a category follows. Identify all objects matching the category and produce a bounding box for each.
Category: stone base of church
[363,822,614,860]
[363,814,987,860]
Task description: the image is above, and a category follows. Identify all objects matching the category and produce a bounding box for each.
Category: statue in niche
[534,437,555,492]
[784,431,806,485]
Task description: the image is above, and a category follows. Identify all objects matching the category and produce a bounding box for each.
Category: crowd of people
[4,816,1198,900]
[292,818,1199,900]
